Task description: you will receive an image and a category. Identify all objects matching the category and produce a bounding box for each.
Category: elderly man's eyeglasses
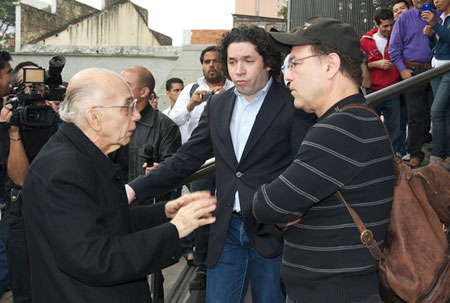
[92,98,137,115]
[287,54,323,70]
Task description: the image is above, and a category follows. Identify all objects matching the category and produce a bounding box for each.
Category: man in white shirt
[162,78,184,118]
[169,46,233,144]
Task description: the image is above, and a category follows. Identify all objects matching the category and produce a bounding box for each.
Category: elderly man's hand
[125,184,136,204]
[168,192,216,238]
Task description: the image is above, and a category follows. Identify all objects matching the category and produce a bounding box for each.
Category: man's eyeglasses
[287,54,323,70]
[92,98,137,115]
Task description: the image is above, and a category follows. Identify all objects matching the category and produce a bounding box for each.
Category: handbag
[337,104,450,303]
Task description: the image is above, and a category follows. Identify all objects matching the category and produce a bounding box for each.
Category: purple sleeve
[389,17,407,72]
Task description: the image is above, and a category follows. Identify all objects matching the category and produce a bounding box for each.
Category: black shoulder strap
[189,83,199,98]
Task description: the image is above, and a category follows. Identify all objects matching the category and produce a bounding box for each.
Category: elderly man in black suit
[21,68,216,303]
[126,27,315,302]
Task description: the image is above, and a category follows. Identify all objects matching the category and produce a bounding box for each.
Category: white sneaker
[402,153,411,161]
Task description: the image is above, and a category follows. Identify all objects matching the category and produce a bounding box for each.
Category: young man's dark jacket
[22,122,180,303]
[130,80,316,267]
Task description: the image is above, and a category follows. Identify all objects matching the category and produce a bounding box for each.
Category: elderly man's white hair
[59,68,127,127]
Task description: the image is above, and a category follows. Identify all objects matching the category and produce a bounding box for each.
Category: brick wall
[190,30,229,45]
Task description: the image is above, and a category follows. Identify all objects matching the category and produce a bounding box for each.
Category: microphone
[143,144,154,167]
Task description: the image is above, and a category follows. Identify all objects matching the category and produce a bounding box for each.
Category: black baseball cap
[269,17,363,64]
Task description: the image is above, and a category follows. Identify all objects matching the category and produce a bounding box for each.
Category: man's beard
[205,70,224,84]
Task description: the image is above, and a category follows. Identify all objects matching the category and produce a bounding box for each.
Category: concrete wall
[36,2,161,47]
[19,0,98,45]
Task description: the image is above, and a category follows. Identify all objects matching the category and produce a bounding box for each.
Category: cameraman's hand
[0,103,13,123]
[168,192,216,238]
[187,90,208,112]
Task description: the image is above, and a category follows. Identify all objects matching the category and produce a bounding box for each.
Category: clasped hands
[125,185,216,238]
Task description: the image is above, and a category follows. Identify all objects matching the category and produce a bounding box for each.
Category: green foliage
[0,0,15,44]
[42,5,51,13]
[278,2,288,19]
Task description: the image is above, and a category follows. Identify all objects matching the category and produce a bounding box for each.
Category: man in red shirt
[361,8,402,155]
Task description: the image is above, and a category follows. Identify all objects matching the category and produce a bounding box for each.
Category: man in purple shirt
[389,0,439,167]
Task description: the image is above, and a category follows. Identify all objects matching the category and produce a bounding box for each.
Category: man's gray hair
[59,79,97,126]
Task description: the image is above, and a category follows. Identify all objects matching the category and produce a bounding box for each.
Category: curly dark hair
[218,26,282,79]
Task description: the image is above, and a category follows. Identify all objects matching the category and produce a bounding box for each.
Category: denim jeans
[370,90,402,154]
[398,96,408,156]
[430,72,450,158]
[206,215,285,303]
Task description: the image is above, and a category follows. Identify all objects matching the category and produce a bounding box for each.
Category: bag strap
[334,103,393,261]
[339,104,397,160]
[334,191,384,261]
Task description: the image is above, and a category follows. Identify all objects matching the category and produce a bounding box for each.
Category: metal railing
[366,62,450,106]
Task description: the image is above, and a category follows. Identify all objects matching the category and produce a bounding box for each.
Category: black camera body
[6,56,66,130]
[200,91,214,100]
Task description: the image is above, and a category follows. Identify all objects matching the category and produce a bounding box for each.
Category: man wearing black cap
[253,17,395,303]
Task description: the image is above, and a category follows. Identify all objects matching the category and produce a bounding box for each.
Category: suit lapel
[219,90,239,166]
[239,81,287,165]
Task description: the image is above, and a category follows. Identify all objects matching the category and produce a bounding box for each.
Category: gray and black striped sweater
[253,94,394,303]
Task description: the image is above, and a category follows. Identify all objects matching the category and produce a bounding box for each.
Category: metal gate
[289,0,402,36]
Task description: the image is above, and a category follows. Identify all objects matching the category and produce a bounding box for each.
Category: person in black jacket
[126,27,316,303]
[21,68,216,303]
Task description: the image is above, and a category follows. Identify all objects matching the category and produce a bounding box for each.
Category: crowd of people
[0,0,448,302]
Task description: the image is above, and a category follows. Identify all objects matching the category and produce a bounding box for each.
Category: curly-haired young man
[126,26,315,302]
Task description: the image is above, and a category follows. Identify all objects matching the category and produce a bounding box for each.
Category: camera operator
[0,61,58,303]
[0,50,12,299]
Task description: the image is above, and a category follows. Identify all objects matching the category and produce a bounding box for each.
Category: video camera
[6,56,66,129]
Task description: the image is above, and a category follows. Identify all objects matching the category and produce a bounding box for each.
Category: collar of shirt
[233,77,273,101]
[229,77,273,213]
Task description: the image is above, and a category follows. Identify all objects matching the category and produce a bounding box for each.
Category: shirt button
[236,171,243,178]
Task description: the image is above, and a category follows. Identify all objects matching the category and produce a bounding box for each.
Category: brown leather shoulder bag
[337,104,450,303]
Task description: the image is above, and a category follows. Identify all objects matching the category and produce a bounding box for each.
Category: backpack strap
[335,103,394,261]
[339,104,397,160]
[189,83,200,98]
[334,191,384,261]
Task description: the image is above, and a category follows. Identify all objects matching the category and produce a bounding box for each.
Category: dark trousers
[404,67,433,159]
[1,210,31,303]
[189,174,215,273]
